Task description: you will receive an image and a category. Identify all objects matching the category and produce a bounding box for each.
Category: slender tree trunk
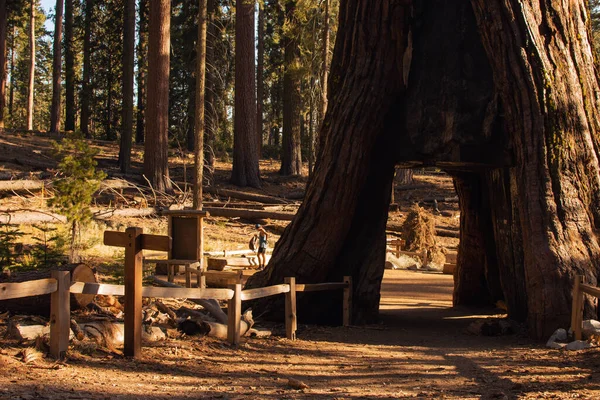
[135,0,148,144]
[231,0,260,187]
[256,2,264,156]
[320,0,330,126]
[193,0,207,210]
[80,0,93,138]
[203,0,216,169]
[280,0,302,176]
[0,0,6,130]
[27,0,35,131]
[119,0,136,173]
[64,0,75,131]
[50,0,64,133]
[144,0,172,192]
[246,0,409,324]
[8,25,14,118]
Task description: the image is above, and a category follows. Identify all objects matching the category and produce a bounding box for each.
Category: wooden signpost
[104,227,170,358]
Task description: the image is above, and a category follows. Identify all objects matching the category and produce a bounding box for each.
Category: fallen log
[0,178,132,193]
[204,207,295,221]
[205,187,293,205]
[151,277,228,324]
[0,210,67,224]
[436,228,460,238]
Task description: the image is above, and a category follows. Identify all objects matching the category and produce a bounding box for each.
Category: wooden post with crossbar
[104,227,170,358]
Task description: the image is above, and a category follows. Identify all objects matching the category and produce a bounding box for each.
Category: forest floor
[1,130,599,399]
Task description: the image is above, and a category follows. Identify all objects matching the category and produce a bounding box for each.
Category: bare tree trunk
[50,0,64,133]
[80,0,93,138]
[256,3,264,156]
[231,0,260,187]
[135,0,148,144]
[144,0,172,192]
[119,0,136,173]
[8,25,14,118]
[469,0,600,338]
[27,0,35,131]
[320,0,330,126]
[193,0,207,210]
[0,0,6,130]
[64,0,75,131]
[280,0,302,176]
[247,0,409,324]
[203,0,215,169]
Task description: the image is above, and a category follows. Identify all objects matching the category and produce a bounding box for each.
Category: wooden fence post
[285,277,297,340]
[124,227,143,358]
[50,270,70,360]
[343,276,353,327]
[571,275,584,340]
[227,283,242,345]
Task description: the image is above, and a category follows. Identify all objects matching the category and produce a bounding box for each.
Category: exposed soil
[1,131,599,399]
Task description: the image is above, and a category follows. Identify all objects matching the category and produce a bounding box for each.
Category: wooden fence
[570,275,600,340]
[0,227,352,359]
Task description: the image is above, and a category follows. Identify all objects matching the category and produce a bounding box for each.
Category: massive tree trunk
[468,0,600,338]
[246,0,409,324]
[50,0,64,133]
[64,0,75,132]
[0,0,6,130]
[279,0,302,176]
[136,0,148,144]
[119,0,136,173]
[248,0,600,339]
[27,0,35,131]
[144,0,172,192]
[231,0,260,188]
[80,0,93,138]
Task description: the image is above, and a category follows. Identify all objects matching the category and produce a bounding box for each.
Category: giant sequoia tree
[247,0,600,339]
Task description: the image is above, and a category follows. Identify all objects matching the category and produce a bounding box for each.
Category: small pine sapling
[30,223,65,268]
[49,134,106,262]
[0,223,24,269]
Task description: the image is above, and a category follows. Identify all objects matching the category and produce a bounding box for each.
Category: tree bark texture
[80,0,93,138]
[231,0,260,188]
[280,0,302,176]
[64,0,75,131]
[468,0,600,338]
[203,0,216,169]
[27,0,35,131]
[119,0,136,173]
[50,0,64,133]
[320,0,330,126]
[136,0,148,144]
[194,0,207,210]
[144,0,172,192]
[257,3,265,155]
[246,0,410,324]
[0,0,6,130]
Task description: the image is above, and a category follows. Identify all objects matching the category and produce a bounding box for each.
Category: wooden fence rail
[571,275,600,340]
[0,227,354,359]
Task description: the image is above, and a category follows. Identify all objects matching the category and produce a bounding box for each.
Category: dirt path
[1,270,599,399]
